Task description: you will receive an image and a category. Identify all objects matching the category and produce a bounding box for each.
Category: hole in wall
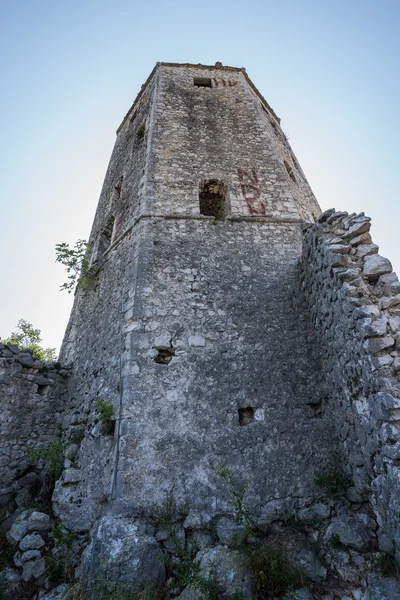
[194,78,212,88]
[199,180,227,219]
[115,176,123,196]
[238,406,255,426]
[154,346,175,365]
[37,384,50,397]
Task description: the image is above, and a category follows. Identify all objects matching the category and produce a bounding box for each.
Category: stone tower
[50,63,400,589]
[56,62,329,532]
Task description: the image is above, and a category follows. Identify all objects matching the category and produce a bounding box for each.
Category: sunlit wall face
[1,0,399,350]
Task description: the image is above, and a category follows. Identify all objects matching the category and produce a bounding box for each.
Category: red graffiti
[237,168,266,215]
[212,79,238,88]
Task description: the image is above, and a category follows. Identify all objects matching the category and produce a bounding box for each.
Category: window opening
[115,176,123,196]
[238,407,255,426]
[194,78,212,88]
[199,180,227,219]
[99,216,115,256]
[154,346,175,365]
[284,160,296,183]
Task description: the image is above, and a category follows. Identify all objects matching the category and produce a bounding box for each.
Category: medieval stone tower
[3,62,400,599]
[56,62,330,532]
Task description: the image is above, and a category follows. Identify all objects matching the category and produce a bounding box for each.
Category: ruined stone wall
[0,344,69,506]
[300,208,400,559]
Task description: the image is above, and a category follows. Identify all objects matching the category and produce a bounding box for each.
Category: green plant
[45,555,64,582]
[315,464,349,499]
[282,592,296,600]
[2,318,57,361]
[26,440,66,479]
[95,398,114,434]
[0,532,14,571]
[374,551,400,578]
[51,523,75,550]
[245,541,302,596]
[55,239,97,293]
[215,466,256,534]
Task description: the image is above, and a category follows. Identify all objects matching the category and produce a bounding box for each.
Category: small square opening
[194,78,212,88]
[199,180,227,219]
[238,407,255,426]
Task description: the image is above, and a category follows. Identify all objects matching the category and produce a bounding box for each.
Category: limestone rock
[298,503,331,522]
[363,255,392,280]
[363,576,400,599]
[292,548,327,582]
[38,584,71,600]
[216,517,246,547]
[198,545,254,599]
[19,533,45,550]
[325,515,371,551]
[22,556,46,581]
[81,515,165,590]
[7,510,53,543]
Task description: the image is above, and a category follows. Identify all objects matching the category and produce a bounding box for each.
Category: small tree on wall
[55,239,96,293]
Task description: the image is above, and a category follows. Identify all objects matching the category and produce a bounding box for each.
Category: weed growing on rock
[26,440,66,479]
[51,522,75,549]
[314,464,349,499]
[215,465,256,534]
[95,398,114,434]
[245,541,303,597]
[375,551,400,578]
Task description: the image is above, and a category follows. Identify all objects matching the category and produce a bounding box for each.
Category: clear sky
[0,0,399,352]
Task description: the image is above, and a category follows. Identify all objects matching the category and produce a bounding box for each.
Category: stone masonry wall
[300,208,400,560]
[0,344,69,506]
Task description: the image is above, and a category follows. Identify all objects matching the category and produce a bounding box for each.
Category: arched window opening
[199,180,227,219]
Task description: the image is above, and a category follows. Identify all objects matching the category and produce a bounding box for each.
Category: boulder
[363,576,400,599]
[7,510,53,543]
[198,545,254,599]
[363,256,392,280]
[325,515,371,551]
[19,533,45,550]
[81,515,165,591]
[216,517,246,547]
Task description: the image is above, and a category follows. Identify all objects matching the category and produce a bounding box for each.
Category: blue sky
[0,0,399,351]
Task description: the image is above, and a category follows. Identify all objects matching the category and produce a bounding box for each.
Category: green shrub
[51,523,75,549]
[95,398,114,434]
[26,440,66,479]
[375,551,400,578]
[315,464,349,499]
[245,541,303,596]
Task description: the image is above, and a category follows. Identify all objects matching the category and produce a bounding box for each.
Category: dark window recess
[115,176,123,197]
[284,160,296,183]
[98,216,115,256]
[37,384,50,397]
[130,110,138,123]
[194,78,212,88]
[137,122,146,139]
[238,407,255,426]
[199,180,227,219]
[154,346,175,365]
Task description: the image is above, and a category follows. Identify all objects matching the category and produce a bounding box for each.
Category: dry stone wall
[0,344,69,506]
[300,208,400,560]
